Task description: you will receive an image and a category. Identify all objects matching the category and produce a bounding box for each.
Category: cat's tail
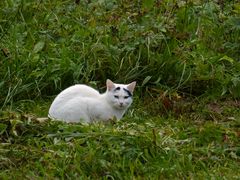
[35,117,49,123]
[35,114,56,123]
[48,113,60,122]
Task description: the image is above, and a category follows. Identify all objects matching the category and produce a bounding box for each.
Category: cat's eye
[124,96,129,99]
[114,95,119,99]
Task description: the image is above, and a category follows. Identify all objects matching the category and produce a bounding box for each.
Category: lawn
[0,0,240,179]
[1,99,240,179]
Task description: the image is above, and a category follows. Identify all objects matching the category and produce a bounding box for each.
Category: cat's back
[49,84,100,120]
[55,84,100,99]
[49,84,99,111]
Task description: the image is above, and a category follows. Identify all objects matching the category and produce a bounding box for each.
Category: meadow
[0,0,240,179]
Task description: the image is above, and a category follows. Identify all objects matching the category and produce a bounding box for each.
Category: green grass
[1,0,240,179]
[0,100,240,179]
[0,0,240,107]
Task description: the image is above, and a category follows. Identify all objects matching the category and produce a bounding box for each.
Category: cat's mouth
[115,104,125,109]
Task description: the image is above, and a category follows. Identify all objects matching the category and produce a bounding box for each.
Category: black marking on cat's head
[114,87,121,92]
[123,88,132,97]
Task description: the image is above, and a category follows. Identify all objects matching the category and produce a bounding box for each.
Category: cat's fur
[48,79,136,123]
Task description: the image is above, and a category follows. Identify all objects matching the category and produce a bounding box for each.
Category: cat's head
[106,79,136,110]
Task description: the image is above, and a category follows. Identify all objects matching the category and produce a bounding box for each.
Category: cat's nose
[120,102,123,106]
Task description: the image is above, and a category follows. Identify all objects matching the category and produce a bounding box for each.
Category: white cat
[48,79,136,123]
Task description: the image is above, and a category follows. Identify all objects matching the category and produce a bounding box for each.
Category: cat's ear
[127,81,136,94]
[106,79,115,91]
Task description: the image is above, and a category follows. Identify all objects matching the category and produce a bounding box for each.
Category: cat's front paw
[108,116,118,125]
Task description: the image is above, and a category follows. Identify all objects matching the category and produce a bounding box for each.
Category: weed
[0,0,240,108]
[0,101,240,179]
[0,0,240,178]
